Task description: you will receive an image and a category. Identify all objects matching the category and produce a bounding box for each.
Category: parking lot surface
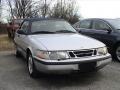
[0,51,120,90]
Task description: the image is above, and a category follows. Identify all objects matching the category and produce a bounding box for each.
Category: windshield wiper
[55,30,76,33]
[32,31,55,34]
[31,30,76,34]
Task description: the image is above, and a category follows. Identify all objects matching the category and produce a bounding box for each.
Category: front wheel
[114,44,120,61]
[27,53,38,78]
[16,46,21,57]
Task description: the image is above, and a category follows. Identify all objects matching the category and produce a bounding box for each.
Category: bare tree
[34,0,52,18]
[49,0,79,24]
[6,0,35,19]
[6,0,80,24]
[7,0,14,19]
[6,0,53,19]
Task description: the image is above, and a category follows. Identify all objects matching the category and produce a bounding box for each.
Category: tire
[114,44,120,62]
[27,52,39,78]
[16,46,21,57]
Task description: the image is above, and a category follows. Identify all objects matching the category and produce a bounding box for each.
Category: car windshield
[31,20,77,34]
[107,19,120,30]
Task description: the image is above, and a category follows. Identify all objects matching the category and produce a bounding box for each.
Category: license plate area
[79,62,96,71]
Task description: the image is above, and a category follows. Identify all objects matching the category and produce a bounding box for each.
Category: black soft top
[23,18,65,22]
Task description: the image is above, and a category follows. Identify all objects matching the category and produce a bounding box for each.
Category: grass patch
[0,34,15,51]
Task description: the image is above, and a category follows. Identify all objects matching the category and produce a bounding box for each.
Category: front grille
[68,49,97,58]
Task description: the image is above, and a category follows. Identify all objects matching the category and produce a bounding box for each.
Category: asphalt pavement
[0,51,120,90]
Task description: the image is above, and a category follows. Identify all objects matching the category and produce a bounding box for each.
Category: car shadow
[33,68,105,88]
[13,53,108,88]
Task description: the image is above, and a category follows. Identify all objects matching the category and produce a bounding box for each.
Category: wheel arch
[114,41,120,48]
[26,47,34,60]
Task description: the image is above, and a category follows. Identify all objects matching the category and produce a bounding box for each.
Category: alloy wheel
[28,55,33,74]
[116,46,120,61]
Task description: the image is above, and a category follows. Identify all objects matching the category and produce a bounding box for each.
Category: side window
[79,20,91,29]
[20,21,29,33]
[93,20,110,30]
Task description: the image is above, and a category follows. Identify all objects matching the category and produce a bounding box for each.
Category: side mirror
[102,28,112,34]
[17,30,27,35]
[106,29,112,34]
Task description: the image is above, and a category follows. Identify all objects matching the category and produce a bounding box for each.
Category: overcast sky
[1,0,120,22]
[77,0,120,19]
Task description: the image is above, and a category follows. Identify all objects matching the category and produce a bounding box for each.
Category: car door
[76,19,98,38]
[16,21,29,54]
[91,20,116,48]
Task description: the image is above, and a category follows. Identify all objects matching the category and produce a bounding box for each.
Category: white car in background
[14,18,111,78]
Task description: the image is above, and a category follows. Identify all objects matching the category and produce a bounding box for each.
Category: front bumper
[33,54,112,73]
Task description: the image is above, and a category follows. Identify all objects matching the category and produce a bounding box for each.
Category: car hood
[30,34,105,51]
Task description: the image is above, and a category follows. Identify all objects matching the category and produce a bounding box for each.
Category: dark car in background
[73,18,120,61]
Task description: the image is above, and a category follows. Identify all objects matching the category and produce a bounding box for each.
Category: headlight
[97,47,108,55]
[35,50,69,60]
[49,52,69,60]
[35,50,50,59]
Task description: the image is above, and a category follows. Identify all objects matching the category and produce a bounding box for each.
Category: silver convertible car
[14,18,111,78]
